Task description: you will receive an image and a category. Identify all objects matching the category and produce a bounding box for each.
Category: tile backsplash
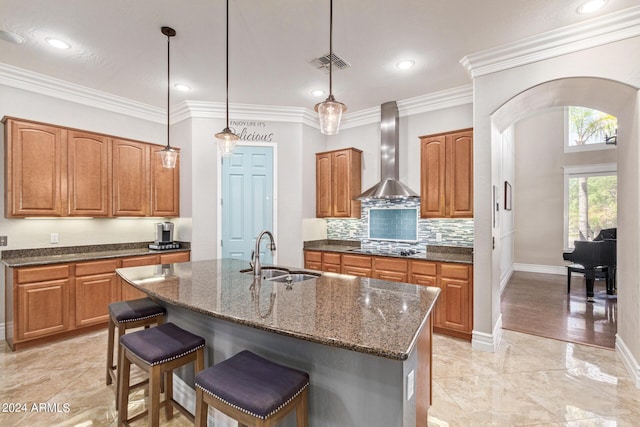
[326,199,473,252]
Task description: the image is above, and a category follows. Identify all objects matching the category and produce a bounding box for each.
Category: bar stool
[118,322,205,426]
[195,350,309,427]
[106,297,166,407]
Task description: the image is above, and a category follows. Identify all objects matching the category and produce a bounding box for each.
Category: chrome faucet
[251,230,276,277]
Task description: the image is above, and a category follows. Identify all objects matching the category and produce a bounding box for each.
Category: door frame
[216,142,279,264]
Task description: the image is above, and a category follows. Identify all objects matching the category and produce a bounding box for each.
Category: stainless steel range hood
[357,101,419,200]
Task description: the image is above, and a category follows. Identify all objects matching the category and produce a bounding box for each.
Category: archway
[487,77,639,380]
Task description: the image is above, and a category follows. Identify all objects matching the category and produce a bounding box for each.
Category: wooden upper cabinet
[419,135,446,218]
[150,146,180,217]
[448,131,473,218]
[68,131,111,216]
[112,139,150,216]
[420,129,473,218]
[316,148,362,218]
[4,118,66,217]
[316,153,332,217]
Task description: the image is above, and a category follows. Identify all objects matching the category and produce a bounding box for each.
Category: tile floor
[1,328,639,426]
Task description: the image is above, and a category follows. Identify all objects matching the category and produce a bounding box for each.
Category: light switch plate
[51,233,59,244]
[0,236,7,246]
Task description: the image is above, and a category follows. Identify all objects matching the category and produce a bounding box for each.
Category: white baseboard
[500,266,514,294]
[472,314,503,353]
[513,263,566,275]
[616,335,640,388]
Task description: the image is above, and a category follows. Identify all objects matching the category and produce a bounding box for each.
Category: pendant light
[159,26,178,169]
[216,0,239,157]
[314,0,346,135]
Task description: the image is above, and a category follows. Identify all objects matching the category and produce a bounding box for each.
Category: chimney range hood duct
[357,101,419,200]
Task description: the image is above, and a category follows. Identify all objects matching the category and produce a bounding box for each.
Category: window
[564,106,617,153]
[563,164,617,249]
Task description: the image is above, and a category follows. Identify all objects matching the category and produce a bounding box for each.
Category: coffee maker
[148,222,180,250]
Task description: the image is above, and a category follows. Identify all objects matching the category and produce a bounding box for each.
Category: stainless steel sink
[268,272,321,283]
[240,267,289,280]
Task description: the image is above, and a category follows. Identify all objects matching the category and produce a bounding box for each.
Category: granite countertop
[304,240,473,264]
[116,258,440,361]
[1,242,191,267]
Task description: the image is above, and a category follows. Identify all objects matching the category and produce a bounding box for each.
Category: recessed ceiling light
[174,83,191,92]
[396,59,415,70]
[0,30,25,44]
[311,89,325,97]
[577,0,607,14]
[45,37,71,49]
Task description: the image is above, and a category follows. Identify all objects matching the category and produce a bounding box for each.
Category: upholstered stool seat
[118,322,205,427]
[106,297,166,408]
[195,350,309,427]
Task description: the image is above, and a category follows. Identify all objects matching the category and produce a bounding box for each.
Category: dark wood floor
[501,271,617,349]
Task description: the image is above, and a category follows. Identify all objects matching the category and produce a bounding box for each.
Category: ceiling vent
[309,53,351,74]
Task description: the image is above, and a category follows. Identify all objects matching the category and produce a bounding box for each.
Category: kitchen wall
[513,108,617,271]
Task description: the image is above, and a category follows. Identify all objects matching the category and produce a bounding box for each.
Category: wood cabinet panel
[150,146,180,217]
[420,129,473,218]
[322,252,342,273]
[342,266,372,277]
[439,278,470,333]
[17,279,70,341]
[316,153,332,217]
[410,260,437,277]
[342,254,372,269]
[120,254,159,300]
[75,273,118,327]
[16,264,70,284]
[4,119,66,217]
[159,251,190,264]
[316,148,362,218]
[112,139,150,216]
[67,131,111,216]
[304,250,322,270]
[75,259,120,276]
[374,257,409,282]
[448,131,474,218]
[420,136,446,218]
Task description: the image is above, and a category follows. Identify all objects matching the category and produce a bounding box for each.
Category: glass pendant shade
[315,95,347,135]
[216,127,239,157]
[159,146,178,168]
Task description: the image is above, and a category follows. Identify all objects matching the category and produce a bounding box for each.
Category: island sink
[239,266,320,283]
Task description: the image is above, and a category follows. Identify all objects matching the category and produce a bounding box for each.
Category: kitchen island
[116,258,439,427]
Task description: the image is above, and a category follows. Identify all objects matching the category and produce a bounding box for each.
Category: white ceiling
[0,0,638,113]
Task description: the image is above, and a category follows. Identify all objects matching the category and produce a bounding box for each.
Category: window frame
[563,107,616,153]
[563,163,617,250]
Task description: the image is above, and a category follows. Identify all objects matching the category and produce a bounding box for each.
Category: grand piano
[563,228,617,302]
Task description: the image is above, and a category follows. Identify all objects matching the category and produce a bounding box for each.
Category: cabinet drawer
[374,257,408,272]
[342,254,372,268]
[342,266,372,277]
[375,271,408,283]
[411,261,437,276]
[441,263,470,280]
[75,259,120,276]
[159,251,190,264]
[16,264,70,284]
[323,252,341,265]
[305,251,322,263]
[121,255,160,268]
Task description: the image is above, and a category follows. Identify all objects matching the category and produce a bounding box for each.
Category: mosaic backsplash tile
[326,199,473,252]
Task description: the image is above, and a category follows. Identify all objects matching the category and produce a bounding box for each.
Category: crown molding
[461,5,640,78]
[0,62,164,123]
[174,100,319,128]
[340,85,473,129]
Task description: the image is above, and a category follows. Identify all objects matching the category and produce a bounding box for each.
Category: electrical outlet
[51,233,59,244]
[407,370,415,400]
[0,236,7,246]
[436,233,443,242]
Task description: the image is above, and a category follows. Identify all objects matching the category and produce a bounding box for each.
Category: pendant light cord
[329,0,333,97]
[225,0,230,130]
[166,30,171,149]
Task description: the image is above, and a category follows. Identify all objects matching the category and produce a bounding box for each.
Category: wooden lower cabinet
[6,250,190,350]
[322,252,342,273]
[75,259,120,327]
[373,257,409,283]
[304,250,322,270]
[342,254,372,277]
